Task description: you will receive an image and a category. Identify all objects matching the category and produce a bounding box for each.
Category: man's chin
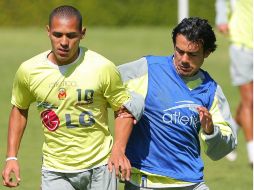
[179,71,193,77]
[56,57,70,65]
[56,54,70,60]
[57,54,69,59]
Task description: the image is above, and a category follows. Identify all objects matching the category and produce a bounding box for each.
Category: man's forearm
[113,116,134,152]
[6,106,28,157]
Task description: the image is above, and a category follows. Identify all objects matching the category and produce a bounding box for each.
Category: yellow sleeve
[100,61,130,111]
[11,62,35,109]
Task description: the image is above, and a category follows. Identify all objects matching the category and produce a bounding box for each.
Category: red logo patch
[41,109,60,131]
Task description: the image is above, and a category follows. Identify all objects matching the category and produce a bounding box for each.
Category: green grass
[0,27,252,190]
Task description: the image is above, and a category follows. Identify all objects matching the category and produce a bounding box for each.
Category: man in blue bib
[118,17,237,190]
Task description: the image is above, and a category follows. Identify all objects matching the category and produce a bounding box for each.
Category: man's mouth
[58,49,69,56]
[179,65,191,72]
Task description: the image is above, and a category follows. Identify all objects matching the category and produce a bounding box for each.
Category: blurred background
[0,0,252,189]
[0,0,214,27]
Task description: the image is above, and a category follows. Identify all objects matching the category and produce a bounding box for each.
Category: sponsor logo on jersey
[37,101,58,109]
[58,88,67,100]
[48,80,77,88]
[162,101,200,128]
[41,109,60,131]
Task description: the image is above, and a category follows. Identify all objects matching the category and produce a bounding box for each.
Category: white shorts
[41,165,117,190]
[229,44,253,86]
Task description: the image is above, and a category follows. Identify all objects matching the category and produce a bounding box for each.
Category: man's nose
[181,53,189,63]
[61,36,69,47]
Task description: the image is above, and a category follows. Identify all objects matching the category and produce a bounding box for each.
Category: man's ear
[81,27,86,39]
[204,50,211,58]
[46,25,50,36]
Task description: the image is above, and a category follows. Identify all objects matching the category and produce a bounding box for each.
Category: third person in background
[215,0,253,166]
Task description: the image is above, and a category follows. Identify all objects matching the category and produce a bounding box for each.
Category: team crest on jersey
[58,88,67,100]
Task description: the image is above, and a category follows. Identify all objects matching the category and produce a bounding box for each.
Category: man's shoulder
[118,57,147,69]
[146,55,172,65]
[117,57,148,81]
[17,50,50,74]
[22,50,50,67]
[201,69,217,83]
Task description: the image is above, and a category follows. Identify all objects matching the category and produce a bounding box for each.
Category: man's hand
[108,108,134,181]
[216,23,229,35]
[107,144,131,181]
[115,106,137,124]
[2,160,21,187]
[197,106,214,135]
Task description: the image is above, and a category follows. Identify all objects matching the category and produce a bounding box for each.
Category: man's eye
[188,53,198,57]
[177,50,184,55]
[66,34,78,39]
[53,33,62,38]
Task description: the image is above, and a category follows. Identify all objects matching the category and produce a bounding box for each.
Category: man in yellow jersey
[2,5,143,190]
[215,0,253,166]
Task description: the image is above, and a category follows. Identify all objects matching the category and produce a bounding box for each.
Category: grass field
[0,27,252,190]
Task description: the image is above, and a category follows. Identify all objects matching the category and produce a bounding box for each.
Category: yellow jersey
[12,47,131,172]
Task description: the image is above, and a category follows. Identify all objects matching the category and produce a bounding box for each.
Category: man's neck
[47,48,80,66]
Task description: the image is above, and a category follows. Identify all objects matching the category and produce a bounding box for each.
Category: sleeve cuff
[123,91,144,121]
[201,125,220,141]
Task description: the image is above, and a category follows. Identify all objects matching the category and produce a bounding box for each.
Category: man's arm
[102,59,144,180]
[215,0,230,34]
[2,106,28,187]
[107,107,134,181]
[200,86,237,160]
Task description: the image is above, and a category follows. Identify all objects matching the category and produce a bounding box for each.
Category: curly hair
[172,17,217,52]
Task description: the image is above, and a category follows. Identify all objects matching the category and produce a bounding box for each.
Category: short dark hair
[49,5,82,31]
[172,17,217,53]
